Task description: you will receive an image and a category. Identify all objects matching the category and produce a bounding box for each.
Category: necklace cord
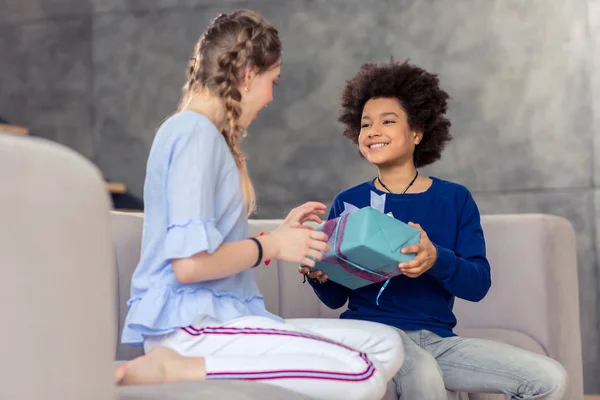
[377,170,419,194]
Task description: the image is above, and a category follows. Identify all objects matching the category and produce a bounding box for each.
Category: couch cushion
[383,329,543,400]
[110,212,145,361]
[248,220,281,316]
[118,380,311,400]
[455,328,547,356]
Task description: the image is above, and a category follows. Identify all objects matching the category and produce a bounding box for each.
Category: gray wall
[1,0,600,392]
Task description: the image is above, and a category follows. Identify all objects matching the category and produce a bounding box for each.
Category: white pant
[144,316,404,400]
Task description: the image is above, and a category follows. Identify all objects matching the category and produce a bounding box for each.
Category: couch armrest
[453,214,583,398]
[1,135,116,398]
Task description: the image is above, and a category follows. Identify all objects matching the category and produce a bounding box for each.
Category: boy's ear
[413,131,423,145]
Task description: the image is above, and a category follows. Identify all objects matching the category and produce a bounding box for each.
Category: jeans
[393,330,567,400]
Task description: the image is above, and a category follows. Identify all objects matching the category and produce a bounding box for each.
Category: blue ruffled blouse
[121,110,281,346]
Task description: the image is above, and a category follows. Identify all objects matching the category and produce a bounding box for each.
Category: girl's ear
[241,66,258,92]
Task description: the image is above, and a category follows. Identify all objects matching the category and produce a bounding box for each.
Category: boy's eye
[361,123,371,129]
[383,120,396,125]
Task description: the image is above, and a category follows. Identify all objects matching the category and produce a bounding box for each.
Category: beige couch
[111,211,584,400]
[1,133,583,399]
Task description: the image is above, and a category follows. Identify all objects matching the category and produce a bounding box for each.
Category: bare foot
[115,346,205,386]
[114,363,128,384]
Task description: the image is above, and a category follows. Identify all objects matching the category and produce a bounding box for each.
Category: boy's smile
[367,142,389,150]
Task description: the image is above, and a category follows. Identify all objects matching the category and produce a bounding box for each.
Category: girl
[300,60,568,399]
[114,10,403,400]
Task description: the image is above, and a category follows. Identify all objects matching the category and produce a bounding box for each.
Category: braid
[178,31,210,111]
[177,10,281,215]
[213,27,256,212]
[218,25,265,138]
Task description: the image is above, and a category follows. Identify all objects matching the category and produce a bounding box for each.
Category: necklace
[376,170,419,194]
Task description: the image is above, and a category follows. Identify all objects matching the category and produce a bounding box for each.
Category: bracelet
[249,237,263,268]
[259,231,271,265]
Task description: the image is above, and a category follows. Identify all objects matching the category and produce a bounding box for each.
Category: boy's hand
[399,222,438,278]
[298,266,329,283]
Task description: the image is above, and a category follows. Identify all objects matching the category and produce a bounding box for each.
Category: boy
[299,60,567,399]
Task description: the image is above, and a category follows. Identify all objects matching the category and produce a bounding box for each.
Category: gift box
[309,206,420,291]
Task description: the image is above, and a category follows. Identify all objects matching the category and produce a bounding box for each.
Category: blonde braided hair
[178,10,281,215]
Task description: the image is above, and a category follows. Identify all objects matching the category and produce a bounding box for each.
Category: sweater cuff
[427,245,456,281]
[306,276,338,294]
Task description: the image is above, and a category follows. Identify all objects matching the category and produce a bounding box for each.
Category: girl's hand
[281,202,327,228]
[399,222,438,278]
[298,266,329,283]
[270,225,329,267]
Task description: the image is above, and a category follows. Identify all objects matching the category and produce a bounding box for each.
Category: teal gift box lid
[309,206,420,292]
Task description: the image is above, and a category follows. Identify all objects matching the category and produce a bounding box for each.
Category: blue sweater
[309,177,491,337]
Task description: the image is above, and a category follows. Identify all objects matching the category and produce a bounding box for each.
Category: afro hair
[338,60,452,168]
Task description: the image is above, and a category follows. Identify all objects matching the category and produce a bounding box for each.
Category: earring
[244,87,249,92]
